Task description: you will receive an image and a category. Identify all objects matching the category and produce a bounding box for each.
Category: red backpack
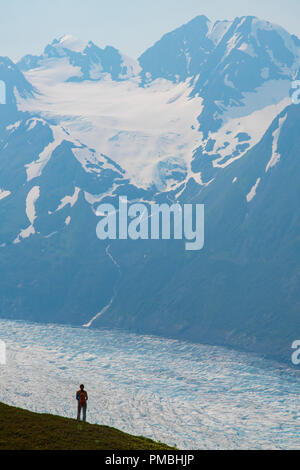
[79,391,87,406]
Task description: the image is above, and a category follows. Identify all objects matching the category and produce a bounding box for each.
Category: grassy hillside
[0,402,174,450]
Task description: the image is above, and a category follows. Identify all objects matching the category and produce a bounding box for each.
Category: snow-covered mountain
[18,34,140,82]
[139,15,300,87]
[14,16,299,190]
[0,56,35,110]
[0,15,299,362]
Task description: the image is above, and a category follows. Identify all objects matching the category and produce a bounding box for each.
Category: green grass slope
[0,402,174,450]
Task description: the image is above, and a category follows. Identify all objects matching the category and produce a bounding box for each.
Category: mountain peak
[0,56,35,107]
[48,34,88,54]
[186,14,211,25]
[17,35,139,83]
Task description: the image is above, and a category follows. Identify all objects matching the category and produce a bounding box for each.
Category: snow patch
[13,186,40,243]
[246,178,261,202]
[266,114,287,172]
[26,186,40,224]
[0,188,11,200]
[26,118,46,131]
[55,187,80,212]
[84,182,120,206]
[238,42,257,57]
[6,121,21,132]
[224,74,235,88]
[15,225,35,242]
[25,125,68,181]
[89,62,103,80]
[211,81,290,168]
[207,20,232,46]
[120,53,141,78]
[57,35,86,53]
[72,147,101,173]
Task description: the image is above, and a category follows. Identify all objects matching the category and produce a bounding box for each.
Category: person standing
[76,384,88,421]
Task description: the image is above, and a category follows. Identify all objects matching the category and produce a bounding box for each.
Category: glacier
[0,318,299,450]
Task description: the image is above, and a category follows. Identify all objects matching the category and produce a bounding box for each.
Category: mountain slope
[92,103,300,362]
[139,15,218,83]
[0,402,174,450]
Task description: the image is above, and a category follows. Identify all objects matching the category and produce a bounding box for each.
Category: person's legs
[77,403,81,420]
[83,404,87,422]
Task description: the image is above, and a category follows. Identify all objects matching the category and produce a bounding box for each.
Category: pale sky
[0,0,299,61]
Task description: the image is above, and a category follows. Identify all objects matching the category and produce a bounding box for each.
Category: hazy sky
[1,0,300,61]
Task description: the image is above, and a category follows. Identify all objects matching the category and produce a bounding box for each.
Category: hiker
[76,384,88,421]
